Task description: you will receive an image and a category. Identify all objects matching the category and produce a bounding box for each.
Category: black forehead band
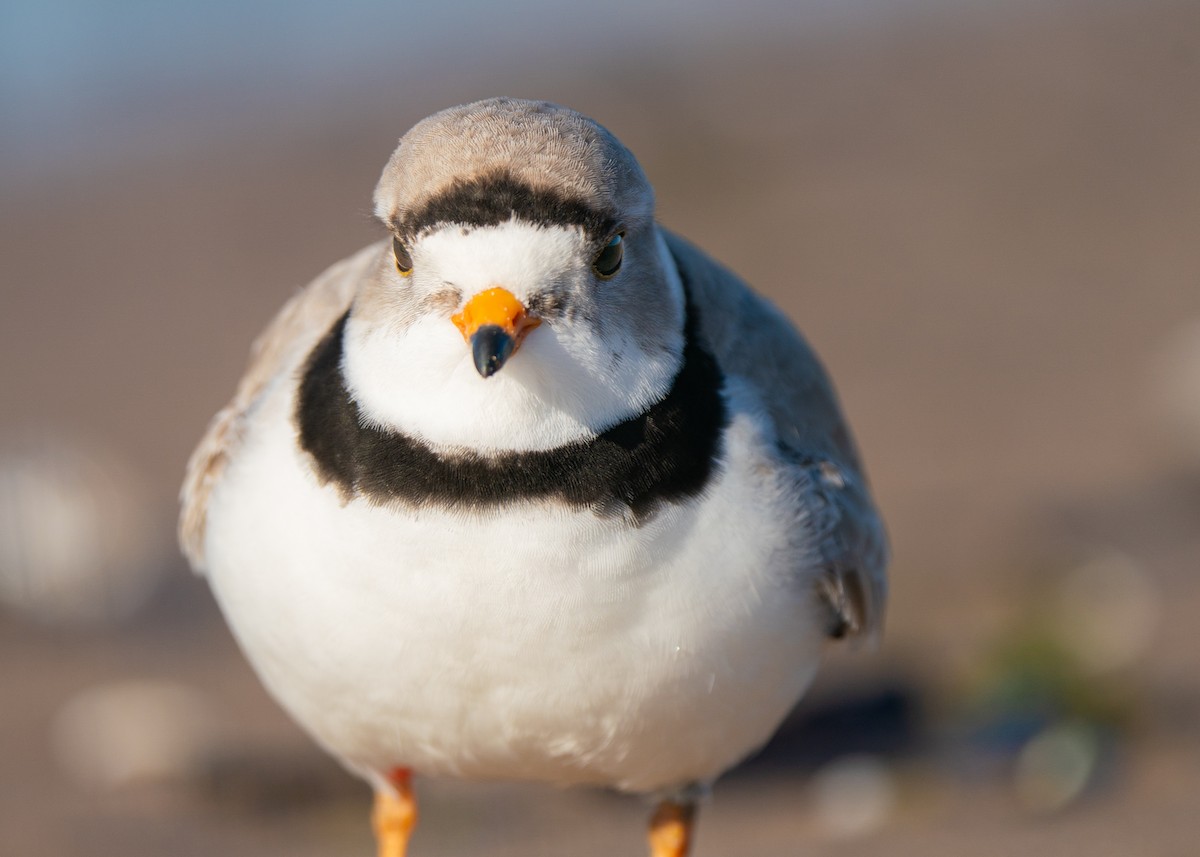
[393,170,619,242]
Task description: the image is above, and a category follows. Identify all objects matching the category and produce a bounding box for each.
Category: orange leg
[649,800,696,857]
[372,768,417,857]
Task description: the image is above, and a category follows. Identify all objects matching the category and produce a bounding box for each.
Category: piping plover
[181,97,888,857]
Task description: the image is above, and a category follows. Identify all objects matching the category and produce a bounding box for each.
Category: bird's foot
[372,768,417,857]
[648,800,696,857]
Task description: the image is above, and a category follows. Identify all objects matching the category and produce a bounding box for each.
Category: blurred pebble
[1013,721,1101,813]
[0,434,163,625]
[1056,552,1159,675]
[1150,318,1200,473]
[51,679,217,791]
[811,753,896,838]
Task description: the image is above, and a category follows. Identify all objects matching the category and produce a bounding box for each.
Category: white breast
[203,377,825,794]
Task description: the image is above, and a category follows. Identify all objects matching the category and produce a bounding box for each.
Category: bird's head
[342,98,686,454]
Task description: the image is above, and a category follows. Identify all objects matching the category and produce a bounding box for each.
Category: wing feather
[178,242,383,572]
[664,230,888,639]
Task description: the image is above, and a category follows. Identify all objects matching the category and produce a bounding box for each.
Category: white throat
[341,224,686,454]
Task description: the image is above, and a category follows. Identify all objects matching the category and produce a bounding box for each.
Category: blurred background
[2,0,1199,854]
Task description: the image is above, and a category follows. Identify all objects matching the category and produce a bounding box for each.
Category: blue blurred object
[735,682,923,775]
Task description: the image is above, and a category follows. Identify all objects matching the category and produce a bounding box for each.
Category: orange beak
[451,287,542,378]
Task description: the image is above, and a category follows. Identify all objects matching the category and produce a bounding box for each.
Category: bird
[179,97,887,857]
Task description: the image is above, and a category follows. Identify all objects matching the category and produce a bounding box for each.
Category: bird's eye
[393,236,413,276]
[592,232,624,278]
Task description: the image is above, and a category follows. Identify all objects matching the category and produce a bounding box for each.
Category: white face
[342,220,686,454]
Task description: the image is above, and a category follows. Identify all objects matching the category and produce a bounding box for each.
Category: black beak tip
[471,325,516,378]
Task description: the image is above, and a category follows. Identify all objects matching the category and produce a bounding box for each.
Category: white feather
[342,222,685,453]
[203,373,825,793]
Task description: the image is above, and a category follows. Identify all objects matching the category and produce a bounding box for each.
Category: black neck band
[295,266,727,521]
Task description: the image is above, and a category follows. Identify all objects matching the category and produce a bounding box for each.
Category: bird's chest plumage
[203,376,824,793]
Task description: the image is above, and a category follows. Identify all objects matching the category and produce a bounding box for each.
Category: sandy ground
[2,0,1199,854]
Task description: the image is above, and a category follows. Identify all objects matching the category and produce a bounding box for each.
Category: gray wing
[664,230,888,640]
[178,242,384,572]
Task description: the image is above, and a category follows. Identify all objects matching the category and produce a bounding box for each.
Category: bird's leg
[372,767,417,857]
[648,799,696,857]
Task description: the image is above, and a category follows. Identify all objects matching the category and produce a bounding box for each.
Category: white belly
[204,383,824,793]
